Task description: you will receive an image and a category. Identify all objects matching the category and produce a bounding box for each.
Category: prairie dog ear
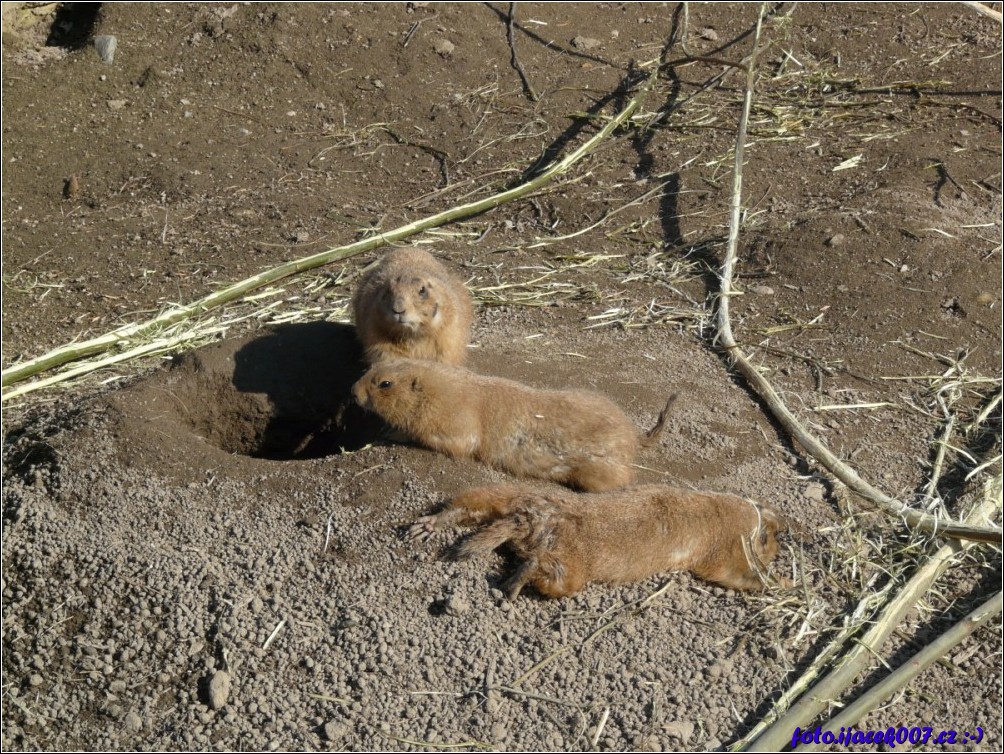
[411,376,422,392]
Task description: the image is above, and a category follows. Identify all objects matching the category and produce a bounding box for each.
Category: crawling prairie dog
[352,358,675,492]
[352,248,474,365]
[410,484,783,598]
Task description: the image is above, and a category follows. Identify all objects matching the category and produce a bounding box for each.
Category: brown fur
[353,359,675,492]
[352,248,474,365]
[410,484,784,598]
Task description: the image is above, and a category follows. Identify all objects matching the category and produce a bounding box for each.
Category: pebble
[107,100,128,111]
[323,721,348,741]
[444,593,469,616]
[825,233,845,247]
[434,39,455,57]
[94,35,117,64]
[572,36,601,50]
[804,481,826,503]
[664,720,695,744]
[207,670,231,710]
[750,284,774,295]
[124,711,142,733]
[698,27,719,41]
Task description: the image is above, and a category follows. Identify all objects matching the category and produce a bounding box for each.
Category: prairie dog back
[352,359,665,492]
[352,248,473,365]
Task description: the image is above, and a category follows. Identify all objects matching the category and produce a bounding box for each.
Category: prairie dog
[410,484,783,598]
[352,248,474,365]
[352,359,675,492]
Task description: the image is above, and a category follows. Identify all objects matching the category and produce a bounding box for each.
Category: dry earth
[2,3,1002,751]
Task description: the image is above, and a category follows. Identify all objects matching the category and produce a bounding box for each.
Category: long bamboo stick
[740,479,1001,751]
[798,589,1002,752]
[2,66,659,397]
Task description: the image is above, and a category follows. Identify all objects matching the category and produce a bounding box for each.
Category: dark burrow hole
[171,322,384,460]
[45,2,101,49]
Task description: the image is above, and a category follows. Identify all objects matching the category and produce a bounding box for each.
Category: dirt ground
[2,3,1002,751]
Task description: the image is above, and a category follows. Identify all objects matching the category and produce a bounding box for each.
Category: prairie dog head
[380,274,443,332]
[352,360,426,423]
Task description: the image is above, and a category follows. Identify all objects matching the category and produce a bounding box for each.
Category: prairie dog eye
[378,380,393,389]
[418,285,428,299]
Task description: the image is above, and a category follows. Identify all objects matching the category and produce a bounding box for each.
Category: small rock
[207,670,231,710]
[434,39,455,57]
[107,99,128,111]
[698,27,719,41]
[124,711,142,733]
[109,680,127,694]
[293,230,310,243]
[977,292,994,306]
[804,481,826,503]
[29,674,43,687]
[635,733,661,751]
[444,593,470,616]
[825,233,845,247]
[94,35,117,64]
[705,737,723,751]
[750,284,774,295]
[491,722,507,740]
[63,175,80,201]
[323,721,347,741]
[572,36,601,50]
[664,720,695,743]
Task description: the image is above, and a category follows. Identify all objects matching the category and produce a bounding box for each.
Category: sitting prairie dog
[410,484,784,598]
[352,248,474,365]
[352,358,675,492]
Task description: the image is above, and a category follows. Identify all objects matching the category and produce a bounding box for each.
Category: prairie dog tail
[640,393,679,447]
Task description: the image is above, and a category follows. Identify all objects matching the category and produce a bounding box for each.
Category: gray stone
[94,35,117,64]
[207,670,231,710]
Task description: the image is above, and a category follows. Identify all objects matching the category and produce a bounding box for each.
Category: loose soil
[2,3,1001,751]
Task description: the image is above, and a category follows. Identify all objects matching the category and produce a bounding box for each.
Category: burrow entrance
[140,322,383,460]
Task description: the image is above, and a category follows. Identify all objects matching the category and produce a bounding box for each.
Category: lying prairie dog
[352,358,676,492]
[352,248,474,365]
[410,483,784,598]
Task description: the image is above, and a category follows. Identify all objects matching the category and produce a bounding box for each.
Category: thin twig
[507,3,538,102]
